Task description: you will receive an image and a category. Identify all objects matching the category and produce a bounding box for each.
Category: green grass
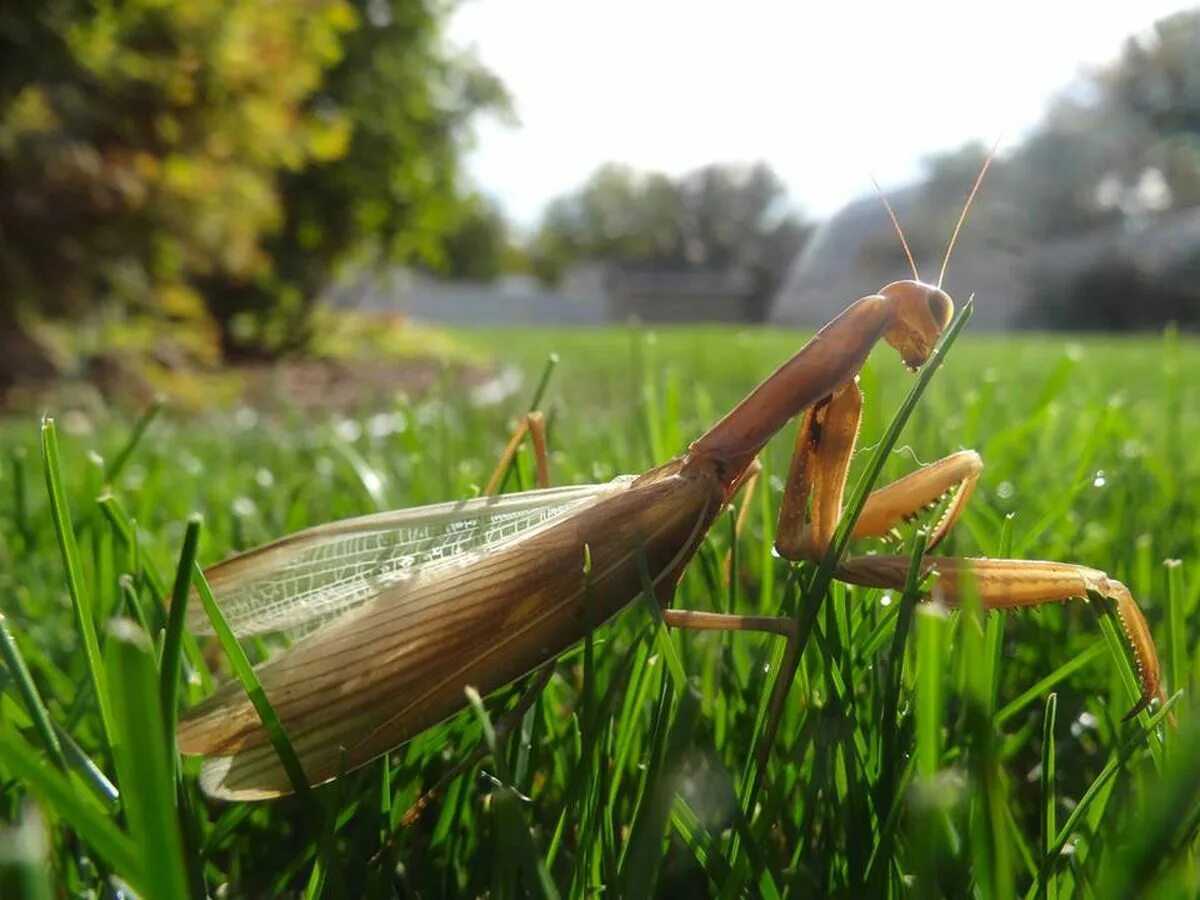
[0,322,1198,897]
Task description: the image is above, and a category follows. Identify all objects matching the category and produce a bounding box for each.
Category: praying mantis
[177,162,1166,807]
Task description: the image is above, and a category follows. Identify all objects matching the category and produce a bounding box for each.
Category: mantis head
[871,144,993,370]
[880,280,954,370]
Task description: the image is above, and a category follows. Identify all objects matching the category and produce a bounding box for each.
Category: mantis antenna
[871,175,920,283]
[938,140,1000,289]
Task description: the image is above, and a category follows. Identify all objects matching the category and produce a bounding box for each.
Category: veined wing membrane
[189,481,628,637]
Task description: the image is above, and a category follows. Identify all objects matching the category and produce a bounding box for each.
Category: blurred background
[3,0,1200,409]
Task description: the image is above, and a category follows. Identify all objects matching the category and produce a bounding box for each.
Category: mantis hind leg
[484,411,550,494]
[661,609,799,780]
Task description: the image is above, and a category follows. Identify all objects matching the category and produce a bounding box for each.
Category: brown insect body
[178,457,726,797]
[179,209,1167,801]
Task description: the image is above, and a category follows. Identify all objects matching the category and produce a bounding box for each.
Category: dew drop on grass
[469,366,521,407]
[335,417,362,442]
[368,411,406,438]
[1121,439,1143,459]
[995,481,1015,500]
[1092,471,1107,488]
[64,410,93,435]
[361,470,384,498]
[233,407,258,430]
[880,592,893,607]
[1070,711,1098,738]
[232,496,257,518]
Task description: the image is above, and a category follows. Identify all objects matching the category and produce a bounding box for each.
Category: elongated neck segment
[690,295,894,485]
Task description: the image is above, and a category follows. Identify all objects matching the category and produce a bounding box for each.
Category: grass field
[1,319,1198,897]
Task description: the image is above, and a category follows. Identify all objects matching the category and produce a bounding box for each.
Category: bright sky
[448,0,1193,226]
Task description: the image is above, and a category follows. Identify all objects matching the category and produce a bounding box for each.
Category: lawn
[1,319,1198,897]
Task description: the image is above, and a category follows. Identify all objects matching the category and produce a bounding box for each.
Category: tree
[1101,10,1200,208]
[0,0,358,369]
[531,161,809,314]
[1004,9,1200,243]
[1003,9,1200,328]
[438,193,512,282]
[0,0,509,377]
[199,0,511,356]
[678,163,811,314]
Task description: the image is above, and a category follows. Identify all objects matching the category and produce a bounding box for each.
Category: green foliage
[1026,253,1200,330]
[200,0,511,356]
[863,9,1200,330]
[0,0,507,368]
[1012,10,1200,236]
[0,325,1197,895]
[532,161,811,312]
[436,193,513,283]
[0,0,355,323]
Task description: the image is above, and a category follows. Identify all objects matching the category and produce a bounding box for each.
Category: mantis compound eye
[927,289,954,333]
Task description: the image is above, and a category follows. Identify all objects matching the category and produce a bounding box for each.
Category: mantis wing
[190,481,628,638]
[178,464,718,800]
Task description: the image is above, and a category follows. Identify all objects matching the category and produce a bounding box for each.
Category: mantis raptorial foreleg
[771,378,1165,718]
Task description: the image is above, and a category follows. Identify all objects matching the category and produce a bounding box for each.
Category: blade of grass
[618,688,699,900]
[910,601,950,897]
[1165,559,1184,701]
[105,620,189,900]
[870,529,930,894]
[191,562,345,898]
[0,806,53,900]
[0,727,139,884]
[103,396,164,483]
[40,417,115,752]
[50,720,119,808]
[0,615,68,774]
[1039,693,1058,900]
[671,796,734,889]
[10,446,33,550]
[465,685,560,900]
[746,300,974,817]
[916,602,947,779]
[190,564,310,796]
[496,353,559,494]
[159,515,201,766]
[994,642,1107,727]
[1041,692,1180,872]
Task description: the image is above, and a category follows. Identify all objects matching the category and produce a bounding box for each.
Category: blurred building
[770,188,1025,331]
[326,263,759,325]
[329,195,1200,330]
[772,189,1200,330]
